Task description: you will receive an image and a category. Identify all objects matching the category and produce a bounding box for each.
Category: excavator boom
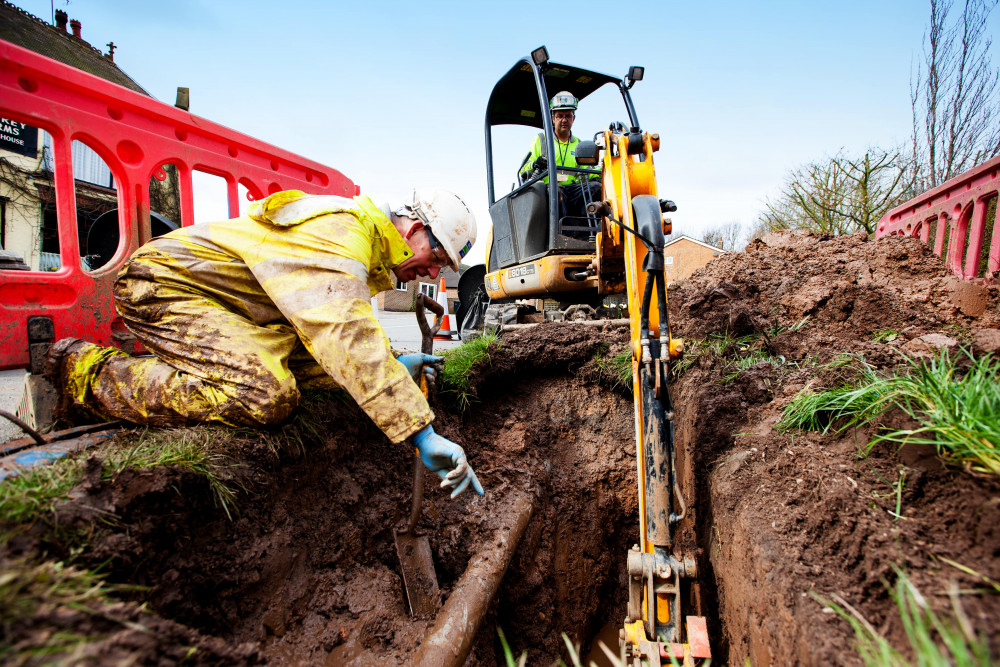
[473,47,712,663]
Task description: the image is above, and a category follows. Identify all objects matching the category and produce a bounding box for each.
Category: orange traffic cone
[433,275,454,341]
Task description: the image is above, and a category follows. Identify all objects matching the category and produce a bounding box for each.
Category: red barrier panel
[876,156,1000,281]
[0,40,357,370]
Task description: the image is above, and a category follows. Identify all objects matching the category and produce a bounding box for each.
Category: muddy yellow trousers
[64,266,337,428]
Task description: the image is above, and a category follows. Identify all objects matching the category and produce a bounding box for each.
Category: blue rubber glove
[412,425,485,499]
[397,353,444,382]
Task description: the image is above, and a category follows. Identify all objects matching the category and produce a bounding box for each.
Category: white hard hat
[550,91,578,112]
[395,188,477,270]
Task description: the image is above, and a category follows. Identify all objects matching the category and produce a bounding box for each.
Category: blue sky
[11,0,996,264]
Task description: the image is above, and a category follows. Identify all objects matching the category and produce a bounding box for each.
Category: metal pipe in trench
[412,490,534,667]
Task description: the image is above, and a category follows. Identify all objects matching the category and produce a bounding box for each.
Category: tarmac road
[0,311,459,441]
[375,310,463,353]
[0,369,26,442]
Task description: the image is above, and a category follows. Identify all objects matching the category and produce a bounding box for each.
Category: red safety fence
[876,155,1000,282]
[0,39,357,370]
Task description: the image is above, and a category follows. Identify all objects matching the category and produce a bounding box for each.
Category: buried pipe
[412,490,535,667]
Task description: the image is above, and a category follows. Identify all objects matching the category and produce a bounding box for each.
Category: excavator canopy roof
[486,59,621,129]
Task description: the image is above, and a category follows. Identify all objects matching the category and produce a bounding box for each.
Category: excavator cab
[456,46,645,333]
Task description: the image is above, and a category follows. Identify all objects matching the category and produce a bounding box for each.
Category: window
[418,282,437,300]
[396,280,408,291]
[665,256,674,265]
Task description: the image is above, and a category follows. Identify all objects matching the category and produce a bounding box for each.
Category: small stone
[902,333,959,357]
[972,328,1000,354]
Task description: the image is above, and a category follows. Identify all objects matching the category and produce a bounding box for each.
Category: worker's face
[393,226,451,283]
[552,110,575,138]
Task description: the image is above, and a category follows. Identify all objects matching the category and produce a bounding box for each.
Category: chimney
[54,10,68,32]
[70,19,81,39]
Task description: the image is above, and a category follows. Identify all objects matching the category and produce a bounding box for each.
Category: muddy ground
[2,229,999,666]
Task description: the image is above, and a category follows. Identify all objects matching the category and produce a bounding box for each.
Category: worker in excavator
[43,188,484,498]
[519,90,602,224]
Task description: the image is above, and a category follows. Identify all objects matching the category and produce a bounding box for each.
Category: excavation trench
[20,325,644,665]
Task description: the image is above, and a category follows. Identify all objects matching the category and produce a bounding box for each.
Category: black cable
[0,410,45,446]
[606,212,659,251]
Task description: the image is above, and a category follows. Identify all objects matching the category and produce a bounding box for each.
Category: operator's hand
[398,353,443,384]
[412,425,485,499]
[532,156,548,173]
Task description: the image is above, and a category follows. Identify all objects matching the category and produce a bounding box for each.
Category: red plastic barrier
[0,40,357,370]
[876,156,1000,281]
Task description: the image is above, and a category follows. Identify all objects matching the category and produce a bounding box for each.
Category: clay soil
[3,230,999,666]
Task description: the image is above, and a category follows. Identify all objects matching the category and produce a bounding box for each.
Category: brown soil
[669,230,1000,665]
[2,230,998,665]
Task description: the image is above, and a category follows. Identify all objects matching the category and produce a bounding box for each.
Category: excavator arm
[596,127,712,666]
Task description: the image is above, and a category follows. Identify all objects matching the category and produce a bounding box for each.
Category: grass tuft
[594,348,633,389]
[0,461,82,526]
[439,332,499,412]
[779,349,1000,476]
[498,627,527,667]
[672,324,800,383]
[0,557,145,664]
[102,428,244,519]
[812,568,993,666]
[873,328,901,343]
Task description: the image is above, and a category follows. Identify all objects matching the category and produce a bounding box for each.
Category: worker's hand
[398,353,443,383]
[532,156,548,173]
[412,425,485,499]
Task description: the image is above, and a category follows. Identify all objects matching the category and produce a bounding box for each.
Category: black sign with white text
[0,118,39,157]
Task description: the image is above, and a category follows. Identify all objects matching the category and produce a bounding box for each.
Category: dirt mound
[668,230,1000,664]
[673,229,1000,340]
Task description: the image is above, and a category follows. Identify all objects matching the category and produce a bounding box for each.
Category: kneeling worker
[45,188,483,498]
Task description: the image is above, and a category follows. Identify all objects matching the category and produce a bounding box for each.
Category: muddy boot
[21,337,91,431]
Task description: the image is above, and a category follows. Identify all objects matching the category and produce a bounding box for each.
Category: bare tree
[911,0,1000,191]
[701,221,745,251]
[757,148,911,236]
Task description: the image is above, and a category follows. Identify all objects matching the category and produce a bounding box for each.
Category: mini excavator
[459,47,711,665]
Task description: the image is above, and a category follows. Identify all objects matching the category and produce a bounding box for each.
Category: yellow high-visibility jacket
[134,190,431,442]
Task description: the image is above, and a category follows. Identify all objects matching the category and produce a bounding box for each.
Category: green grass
[871,351,1000,475]
[672,320,807,382]
[777,360,890,434]
[812,568,993,666]
[721,350,789,383]
[779,350,1000,476]
[439,332,499,412]
[671,330,756,379]
[499,627,630,667]
[1,426,248,528]
[594,348,633,389]
[0,558,150,664]
[0,461,82,526]
[102,428,244,519]
[873,328,901,343]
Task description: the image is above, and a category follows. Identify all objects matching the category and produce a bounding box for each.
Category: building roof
[0,1,149,96]
[664,235,727,253]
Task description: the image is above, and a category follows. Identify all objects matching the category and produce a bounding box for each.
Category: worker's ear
[402,220,425,240]
[392,214,424,239]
